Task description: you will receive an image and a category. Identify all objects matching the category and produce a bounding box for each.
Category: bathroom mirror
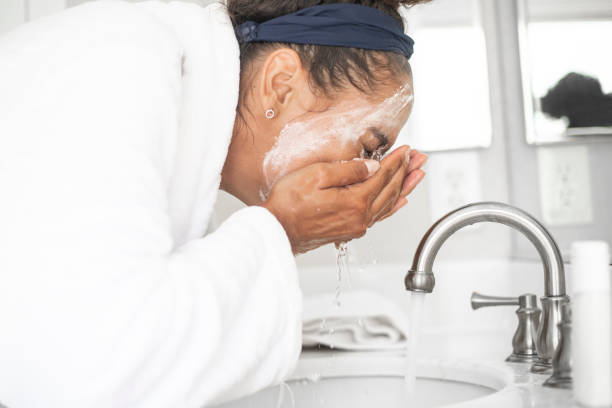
[397,0,492,152]
[519,0,612,145]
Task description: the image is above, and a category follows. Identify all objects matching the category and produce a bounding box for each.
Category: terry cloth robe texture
[0,1,302,407]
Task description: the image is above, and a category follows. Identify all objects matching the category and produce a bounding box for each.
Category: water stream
[405,291,426,399]
[331,242,426,402]
[334,242,351,307]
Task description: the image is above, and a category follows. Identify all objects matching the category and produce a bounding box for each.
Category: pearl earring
[265,109,275,119]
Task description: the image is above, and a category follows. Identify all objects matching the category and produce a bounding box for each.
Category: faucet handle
[471,292,541,363]
[471,292,538,310]
[471,292,520,309]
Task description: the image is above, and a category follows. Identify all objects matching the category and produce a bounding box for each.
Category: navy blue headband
[234,3,414,60]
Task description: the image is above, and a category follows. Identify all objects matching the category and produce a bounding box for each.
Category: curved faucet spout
[404,202,566,297]
[405,202,568,370]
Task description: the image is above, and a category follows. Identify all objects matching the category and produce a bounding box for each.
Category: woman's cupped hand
[262,145,427,254]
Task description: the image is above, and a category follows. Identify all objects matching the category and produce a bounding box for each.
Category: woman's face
[261,77,414,198]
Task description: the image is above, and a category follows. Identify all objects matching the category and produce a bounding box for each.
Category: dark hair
[227,0,429,113]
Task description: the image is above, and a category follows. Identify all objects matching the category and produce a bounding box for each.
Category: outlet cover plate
[537,145,593,226]
[428,151,483,223]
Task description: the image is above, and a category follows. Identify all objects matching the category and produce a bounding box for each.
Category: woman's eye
[371,147,385,161]
[361,146,385,161]
[361,130,389,161]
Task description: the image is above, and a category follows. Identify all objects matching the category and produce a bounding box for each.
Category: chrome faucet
[404,202,570,372]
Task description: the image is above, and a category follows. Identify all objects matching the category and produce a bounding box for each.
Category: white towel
[0,2,301,407]
[303,290,408,351]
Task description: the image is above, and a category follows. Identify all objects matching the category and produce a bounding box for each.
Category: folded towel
[302,290,408,351]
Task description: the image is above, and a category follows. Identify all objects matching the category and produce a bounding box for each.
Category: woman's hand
[262,145,427,254]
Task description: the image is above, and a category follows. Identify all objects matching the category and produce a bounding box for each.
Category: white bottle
[571,241,612,407]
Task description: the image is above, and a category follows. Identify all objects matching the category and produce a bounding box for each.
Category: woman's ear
[259,48,311,115]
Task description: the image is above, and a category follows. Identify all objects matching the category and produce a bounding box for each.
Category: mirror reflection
[521,3,612,143]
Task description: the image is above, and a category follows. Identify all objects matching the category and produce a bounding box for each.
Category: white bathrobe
[0,1,302,407]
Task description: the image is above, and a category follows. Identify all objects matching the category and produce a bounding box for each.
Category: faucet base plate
[530,358,553,374]
[506,353,538,364]
[543,375,572,389]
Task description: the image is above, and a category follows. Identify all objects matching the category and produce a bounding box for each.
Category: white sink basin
[216,353,515,408]
[219,376,494,408]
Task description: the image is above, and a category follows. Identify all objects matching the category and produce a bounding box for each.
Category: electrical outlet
[537,146,593,226]
[428,151,482,222]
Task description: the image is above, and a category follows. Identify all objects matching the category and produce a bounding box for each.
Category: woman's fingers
[338,149,424,227]
[357,145,410,198]
[408,151,428,172]
[368,156,411,223]
[400,169,426,197]
[379,197,408,222]
[377,169,426,222]
[316,159,380,189]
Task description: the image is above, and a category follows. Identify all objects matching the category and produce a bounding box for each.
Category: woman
[0,0,428,406]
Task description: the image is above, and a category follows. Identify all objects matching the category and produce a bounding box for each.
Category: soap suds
[261,83,414,196]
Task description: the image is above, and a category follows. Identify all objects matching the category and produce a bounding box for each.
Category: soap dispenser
[571,241,611,407]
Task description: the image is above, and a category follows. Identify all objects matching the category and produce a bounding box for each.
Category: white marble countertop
[505,361,574,408]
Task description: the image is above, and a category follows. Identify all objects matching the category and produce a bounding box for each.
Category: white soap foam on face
[261,83,414,197]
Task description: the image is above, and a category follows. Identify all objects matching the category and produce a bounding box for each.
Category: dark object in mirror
[540,72,612,128]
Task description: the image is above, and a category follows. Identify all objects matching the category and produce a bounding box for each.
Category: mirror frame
[517,0,612,145]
